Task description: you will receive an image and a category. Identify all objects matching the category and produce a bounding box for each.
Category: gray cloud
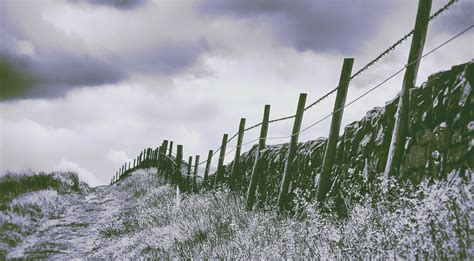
[199,0,395,53]
[0,41,208,100]
[0,0,209,100]
[68,0,147,9]
[431,1,473,33]
[0,45,127,100]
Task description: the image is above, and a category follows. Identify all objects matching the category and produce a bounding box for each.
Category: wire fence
[112,0,469,185]
[193,0,461,166]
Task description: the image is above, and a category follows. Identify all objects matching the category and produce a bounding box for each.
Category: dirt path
[7,185,123,259]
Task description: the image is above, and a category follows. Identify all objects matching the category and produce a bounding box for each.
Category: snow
[360,133,372,148]
[431,150,440,160]
[362,159,368,181]
[467,121,474,131]
[456,76,469,107]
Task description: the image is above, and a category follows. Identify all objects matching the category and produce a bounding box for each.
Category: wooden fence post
[214,134,228,187]
[155,147,159,165]
[165,141,173,182]
[146,148,151,167]
[246,105,270,210]
[204,150,213,186]
[277,93,307,211]
[317,58,354,204]
[230,118,246,190]
[161,140,168,172]
[384,0,432,179]
[156,147,159,163]
[157,142,163,170]
[175,145,183,189]
[187,156,193,191]
[193,155,200,192]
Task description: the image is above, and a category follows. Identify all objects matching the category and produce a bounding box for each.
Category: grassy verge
[100,168,472,259]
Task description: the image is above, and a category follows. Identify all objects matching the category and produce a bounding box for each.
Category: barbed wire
[193,0,460,166]
[211,24,472,162]
[117,0,462,178]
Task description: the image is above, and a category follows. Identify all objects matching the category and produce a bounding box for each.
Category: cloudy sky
[0,0,472,186]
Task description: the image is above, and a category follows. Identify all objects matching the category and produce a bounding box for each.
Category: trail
[7,185,123,259]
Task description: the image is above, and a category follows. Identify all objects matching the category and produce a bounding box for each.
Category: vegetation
[0,172,88,258]
[99,168,472,259]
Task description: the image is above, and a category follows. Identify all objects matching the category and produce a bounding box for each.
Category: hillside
[0,62,472,259]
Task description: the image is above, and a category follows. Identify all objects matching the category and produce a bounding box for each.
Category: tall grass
[100,168,472,259]
[0,172,88,258]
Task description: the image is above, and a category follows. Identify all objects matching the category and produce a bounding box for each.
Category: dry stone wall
[223,61,473,209]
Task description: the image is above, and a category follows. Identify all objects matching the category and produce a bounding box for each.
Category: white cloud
[55,158,101,186]
[106,150,131,165]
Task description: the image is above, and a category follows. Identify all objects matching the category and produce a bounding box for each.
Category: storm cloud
[0,0,208,100]
[199,0,396,53]
[68,0,147,10]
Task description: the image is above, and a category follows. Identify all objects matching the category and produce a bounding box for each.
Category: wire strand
[119,0,463,179]
[193,0,460,166]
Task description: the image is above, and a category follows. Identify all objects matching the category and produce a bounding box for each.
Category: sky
[0,0,472,186]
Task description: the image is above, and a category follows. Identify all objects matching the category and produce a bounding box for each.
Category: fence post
[246,104,271,210]
[230,118,246,190]
[157,142,163,171]
[175,145,183,189]
[277,93,307,211]
[187,156,193,191]
[146,148,151,167]
[166,141,173,182]
[214,134,228,187]
[160,140,168,172]
[317,58,354,204]
[193,155,200,192]
[157,147,160,163]
[204,149,213,187]
[384,0,432,179]
[155,147,159,165]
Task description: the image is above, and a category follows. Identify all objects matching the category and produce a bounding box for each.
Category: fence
[110,0,471,211]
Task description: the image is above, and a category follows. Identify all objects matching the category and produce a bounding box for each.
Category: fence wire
[192,0,460,167]
[115,0,463,178]
[204,24,472,167]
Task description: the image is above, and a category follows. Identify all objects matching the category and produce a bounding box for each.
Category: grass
[1,168,471,258]
[97,168,472,259]
[0,172,85,211]
[0,171,88,258]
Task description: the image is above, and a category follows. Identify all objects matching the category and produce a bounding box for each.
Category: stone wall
[221,61,473,208]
